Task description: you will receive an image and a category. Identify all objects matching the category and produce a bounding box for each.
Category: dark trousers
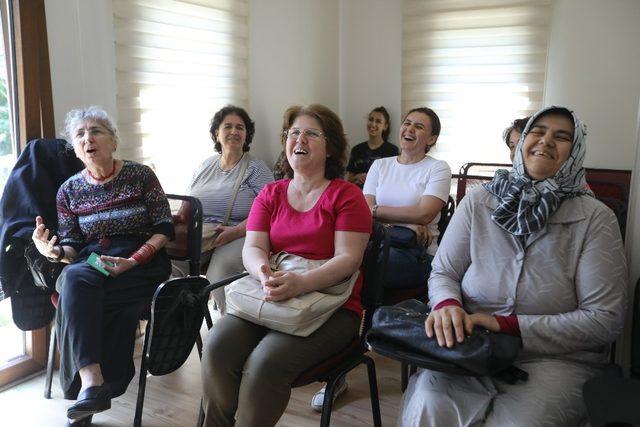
[201,309,360,427]
[56,240,170,399]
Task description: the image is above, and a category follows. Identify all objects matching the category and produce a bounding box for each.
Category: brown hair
[279,104,348,180]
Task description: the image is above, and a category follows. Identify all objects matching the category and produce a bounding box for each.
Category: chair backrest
[454,162,511,205]
[164,194,203,276]
[146,276,210,376]
[437,195,455,245]
[360,222,389,334]
[584,168,631,239]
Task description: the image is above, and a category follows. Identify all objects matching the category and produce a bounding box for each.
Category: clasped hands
[425,305,500,348]
[402,223,433,247]
[258,264,306,302]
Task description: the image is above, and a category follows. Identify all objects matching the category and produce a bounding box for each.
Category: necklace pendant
[99,237,111,249]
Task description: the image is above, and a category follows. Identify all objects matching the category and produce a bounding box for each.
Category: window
[0,0,16,194]
[402,0,552,173]
[113,0,249,193]
[0,0,52,388]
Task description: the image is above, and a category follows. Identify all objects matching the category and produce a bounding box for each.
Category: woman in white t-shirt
[362,107,451,287]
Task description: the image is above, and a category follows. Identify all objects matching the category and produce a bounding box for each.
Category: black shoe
[65,414,93,426]
[67,384,111,420]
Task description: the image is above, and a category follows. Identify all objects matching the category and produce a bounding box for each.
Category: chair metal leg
[320,375,342,427]
[409,364,417,377]
[134,323,151,427]
[203,305,213,329]
[44,325,56,399]
[401,362,408,392]
[196,400,205,427]
[364,356,382,427]
[196,334,203,359]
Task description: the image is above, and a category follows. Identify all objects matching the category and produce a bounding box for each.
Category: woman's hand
[212,225,241,248]
[403,223,433,246]
[468,312,500,333]
[426,307,502,347]
[425,305,473,348]
[100,256,138,277]
[32,216,59,258]
[262,270,308,302]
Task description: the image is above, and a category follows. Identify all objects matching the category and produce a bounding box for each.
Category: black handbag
[23,241,64,292]
[366,299,524,377]
[387,225,419,247]
[379,226,431,289]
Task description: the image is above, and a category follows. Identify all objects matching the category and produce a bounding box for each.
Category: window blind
[402,0,552,174]
[113,0,249,192]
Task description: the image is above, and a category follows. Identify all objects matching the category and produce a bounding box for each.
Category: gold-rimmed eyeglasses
[283,128,325,140]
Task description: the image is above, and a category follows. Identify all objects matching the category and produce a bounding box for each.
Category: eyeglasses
[283,128,325,140]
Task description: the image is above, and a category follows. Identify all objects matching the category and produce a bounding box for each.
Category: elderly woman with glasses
[31,106,174,425]
[200,104,372,426]
[399,106,628,426]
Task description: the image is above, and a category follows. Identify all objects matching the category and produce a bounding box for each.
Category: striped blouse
[187,153,274,225]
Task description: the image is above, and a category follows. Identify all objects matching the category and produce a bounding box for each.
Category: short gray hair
[64,106,119,146]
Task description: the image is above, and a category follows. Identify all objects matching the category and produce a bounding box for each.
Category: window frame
[0,0,55,388]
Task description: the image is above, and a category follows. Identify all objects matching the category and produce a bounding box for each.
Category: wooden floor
[0,319,405,426]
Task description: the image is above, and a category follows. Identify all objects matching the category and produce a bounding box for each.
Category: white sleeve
[423,160,451,202]
[362,159,381,196]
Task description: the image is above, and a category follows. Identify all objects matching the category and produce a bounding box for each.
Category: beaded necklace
[87,159,116,182]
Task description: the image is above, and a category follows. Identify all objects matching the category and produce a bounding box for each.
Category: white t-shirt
[363,155,451,255]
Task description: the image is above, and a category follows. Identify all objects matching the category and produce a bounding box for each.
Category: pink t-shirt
[247,179,372,316]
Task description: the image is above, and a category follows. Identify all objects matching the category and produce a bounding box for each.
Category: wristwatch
[372,204,378,219]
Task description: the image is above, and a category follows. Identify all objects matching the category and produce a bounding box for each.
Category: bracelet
[131,242,158,265]
[47,245,65,263]
[372,204,378,219]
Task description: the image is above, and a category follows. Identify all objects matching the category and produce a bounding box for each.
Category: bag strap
[221,153,251,226]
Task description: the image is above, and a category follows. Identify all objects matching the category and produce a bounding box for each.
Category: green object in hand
[86,252,114,276]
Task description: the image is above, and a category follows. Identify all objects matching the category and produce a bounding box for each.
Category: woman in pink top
[200,104,372,427]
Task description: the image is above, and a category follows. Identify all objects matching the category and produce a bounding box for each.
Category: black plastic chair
[582,277,640,427]
[133,272,247,427]
[196,222,388,427]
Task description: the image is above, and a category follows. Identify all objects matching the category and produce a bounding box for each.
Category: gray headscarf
[483,106,592,236]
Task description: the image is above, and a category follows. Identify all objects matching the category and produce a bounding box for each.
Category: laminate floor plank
[0,322,404,426]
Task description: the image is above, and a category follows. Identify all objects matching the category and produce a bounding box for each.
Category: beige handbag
[225,252,359,336]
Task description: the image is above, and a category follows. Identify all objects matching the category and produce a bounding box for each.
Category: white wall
[543,0,640,368]
[248,0,341,165]
[248,0,403,166]
[44,0,117,137]
[544,0,640,170]
[338,0,402,148]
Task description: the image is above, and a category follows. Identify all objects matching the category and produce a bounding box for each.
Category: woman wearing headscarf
[399,106,628,426]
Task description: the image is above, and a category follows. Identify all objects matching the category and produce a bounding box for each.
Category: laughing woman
[400,106,628,426]
[362,107,451,288]
[201,104,371,426]
[31,107,173,425]
[346,106,398,188]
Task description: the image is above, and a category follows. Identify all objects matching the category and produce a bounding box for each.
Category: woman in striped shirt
[187,105,273,313]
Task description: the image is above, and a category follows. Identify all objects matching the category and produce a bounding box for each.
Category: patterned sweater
[56,161,174,251]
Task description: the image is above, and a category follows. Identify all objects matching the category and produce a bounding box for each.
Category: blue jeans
[381,245,433,289]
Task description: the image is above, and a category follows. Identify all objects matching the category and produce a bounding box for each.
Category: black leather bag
[366,299,523,377]
[23,241,64,292]
[379,226,431,289]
